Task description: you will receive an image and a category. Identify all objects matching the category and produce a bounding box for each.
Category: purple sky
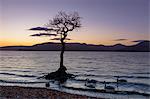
[0,0,149,46]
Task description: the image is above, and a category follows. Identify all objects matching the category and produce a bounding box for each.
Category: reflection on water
[0,51,149,98]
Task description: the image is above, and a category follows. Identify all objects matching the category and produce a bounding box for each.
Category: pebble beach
[0,85,101,99]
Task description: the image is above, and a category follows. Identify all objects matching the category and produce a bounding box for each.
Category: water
[0,51,150,98]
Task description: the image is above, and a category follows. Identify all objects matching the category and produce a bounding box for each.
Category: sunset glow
[0,0,149,46]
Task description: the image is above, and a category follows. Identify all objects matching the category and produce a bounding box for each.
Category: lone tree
[29,11,81,82]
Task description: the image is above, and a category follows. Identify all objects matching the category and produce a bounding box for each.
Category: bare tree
[29,11,81,81]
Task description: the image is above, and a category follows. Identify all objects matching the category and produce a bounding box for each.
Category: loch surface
[0,51,149,98]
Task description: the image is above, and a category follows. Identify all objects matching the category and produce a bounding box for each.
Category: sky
[0,0,149,46]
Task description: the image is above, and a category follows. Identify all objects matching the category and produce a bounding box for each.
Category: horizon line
[0,40,149,47]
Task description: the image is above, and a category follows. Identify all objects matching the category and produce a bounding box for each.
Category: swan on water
[85,79,97,88]
[104,81,115,91]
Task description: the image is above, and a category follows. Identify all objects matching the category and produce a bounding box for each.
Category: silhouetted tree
[29,11,81,81]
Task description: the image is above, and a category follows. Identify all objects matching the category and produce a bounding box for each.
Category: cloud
[29,27,53,31]
[114,39,127,41]
[30,33,57,36]
[132,40,149,43]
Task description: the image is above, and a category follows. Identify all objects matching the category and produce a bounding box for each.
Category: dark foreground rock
[44,66,75,83]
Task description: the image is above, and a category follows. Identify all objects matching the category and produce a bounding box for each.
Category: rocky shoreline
[0,85,102,99]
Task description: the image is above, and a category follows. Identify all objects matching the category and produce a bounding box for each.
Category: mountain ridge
[0,41,149,52]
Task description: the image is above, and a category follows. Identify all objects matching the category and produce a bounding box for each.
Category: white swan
[45,82,50,87]
[104,81,115,91]
[85,79,97,88]
[117,76,127,83]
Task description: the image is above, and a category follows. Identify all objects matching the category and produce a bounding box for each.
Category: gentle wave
[113,75,150,79]
[62,85,150,97]
[0,72,37,78]
[132,72,150,74]
[71,78,150,87]
[0,79,46,84]
[78,74,150,79]
[0,69,32,72]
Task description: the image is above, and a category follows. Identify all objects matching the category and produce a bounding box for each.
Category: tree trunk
[60,39,65,67]
[58,33,67,72]
[44,33,74,82]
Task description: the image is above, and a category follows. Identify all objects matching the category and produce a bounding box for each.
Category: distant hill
[0,41,149,52]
